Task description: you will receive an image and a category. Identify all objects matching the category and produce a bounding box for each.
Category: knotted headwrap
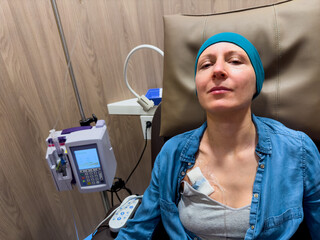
[195,32,264,99]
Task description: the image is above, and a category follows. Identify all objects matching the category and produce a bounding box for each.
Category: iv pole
[50,0,97,126]
[50,0,110,212]
[51,0,85,122]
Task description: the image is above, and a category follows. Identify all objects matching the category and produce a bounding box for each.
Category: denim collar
[180,114,272,164]
[252,114,272,155]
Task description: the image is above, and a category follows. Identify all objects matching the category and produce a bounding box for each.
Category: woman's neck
[204,109,257,155]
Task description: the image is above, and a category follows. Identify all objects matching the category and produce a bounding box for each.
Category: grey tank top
[178,181,250,240]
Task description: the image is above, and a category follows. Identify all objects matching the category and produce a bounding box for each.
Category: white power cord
[123,44,164,111]
[91,195,143,237]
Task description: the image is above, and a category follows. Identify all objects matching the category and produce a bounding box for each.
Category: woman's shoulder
[254,115,317,151]
[153,124,205,174]
[255,115,303,138]
[160,123,206,154]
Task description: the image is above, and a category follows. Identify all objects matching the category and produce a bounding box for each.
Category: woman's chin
[203,102,251,115]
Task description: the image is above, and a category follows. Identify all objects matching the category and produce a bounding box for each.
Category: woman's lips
[208,86,232,94]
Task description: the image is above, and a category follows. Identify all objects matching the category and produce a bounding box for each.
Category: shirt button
[188,162,191,166]
[254,193,259,198]
[181,172,185,176]
[251,225,255,230]
[260,164,265,169]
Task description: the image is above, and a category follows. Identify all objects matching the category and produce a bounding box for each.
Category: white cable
[91,195,143,237]
[123,44,164,111]
[123,44,164,98]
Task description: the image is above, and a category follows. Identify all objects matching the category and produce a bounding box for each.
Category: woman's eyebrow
[197,54,214,65]
[198,50,247,63]
[225,50,248,60]
[199,53,215,60]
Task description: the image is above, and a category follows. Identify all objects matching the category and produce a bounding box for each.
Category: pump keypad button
[80,168,104,186]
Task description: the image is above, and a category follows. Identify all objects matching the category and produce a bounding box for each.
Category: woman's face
[195,42,256,114]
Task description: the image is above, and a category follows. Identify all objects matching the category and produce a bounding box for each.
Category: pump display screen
[70,144,105,187]
[74,148,100,170]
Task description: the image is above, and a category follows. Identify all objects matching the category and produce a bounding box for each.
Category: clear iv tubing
[123,44,164,98]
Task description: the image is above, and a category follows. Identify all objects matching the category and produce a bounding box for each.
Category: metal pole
[100,191,111,213]
[50,0,86,122]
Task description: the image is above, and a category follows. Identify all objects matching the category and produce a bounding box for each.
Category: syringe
[49,129,68,176]
[49,129,63,156]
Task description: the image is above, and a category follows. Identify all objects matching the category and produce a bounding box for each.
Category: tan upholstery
[161,0,320,140]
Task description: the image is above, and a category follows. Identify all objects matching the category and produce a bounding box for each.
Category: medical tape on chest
[187,167,214,196]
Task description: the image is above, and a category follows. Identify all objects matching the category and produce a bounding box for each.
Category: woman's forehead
[200,42,248,57]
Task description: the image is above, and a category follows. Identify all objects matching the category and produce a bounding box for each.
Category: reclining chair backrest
[160,0,320,144]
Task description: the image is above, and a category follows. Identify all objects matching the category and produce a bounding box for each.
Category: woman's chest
[182,150,259,209]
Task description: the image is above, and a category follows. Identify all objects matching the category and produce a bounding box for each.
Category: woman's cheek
[195,76,206,92]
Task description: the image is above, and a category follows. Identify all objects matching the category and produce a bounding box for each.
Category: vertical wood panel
[0,0,104,239]
[0,0,282,239]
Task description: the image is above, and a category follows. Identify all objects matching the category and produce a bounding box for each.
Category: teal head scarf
[195,32,264,99]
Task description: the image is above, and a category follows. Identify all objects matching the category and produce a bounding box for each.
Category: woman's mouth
[208,86,232,94]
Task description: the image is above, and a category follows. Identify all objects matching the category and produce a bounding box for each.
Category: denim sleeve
[115,152,162,240]
[302,133,320,240]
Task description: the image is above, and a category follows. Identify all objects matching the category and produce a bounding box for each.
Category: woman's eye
[200,63,212,69]
[230,59,242,65]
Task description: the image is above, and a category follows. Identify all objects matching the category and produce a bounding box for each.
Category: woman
[116,33,320,239]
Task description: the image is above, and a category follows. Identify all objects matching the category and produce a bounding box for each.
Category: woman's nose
[213,61,227,80]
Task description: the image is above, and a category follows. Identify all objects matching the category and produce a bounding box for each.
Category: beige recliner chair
[152,0,319,238]
[94,0,319,238]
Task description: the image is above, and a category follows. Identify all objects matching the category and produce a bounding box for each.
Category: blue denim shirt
[116,115,320,240]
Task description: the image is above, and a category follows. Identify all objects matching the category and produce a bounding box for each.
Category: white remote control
[109,197,140,232]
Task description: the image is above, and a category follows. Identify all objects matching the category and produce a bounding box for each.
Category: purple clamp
[61,126,92,134]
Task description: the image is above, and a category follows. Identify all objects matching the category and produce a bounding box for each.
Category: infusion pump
[45,120,116,193]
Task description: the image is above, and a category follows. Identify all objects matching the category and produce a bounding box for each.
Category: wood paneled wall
[0,0,282,239]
